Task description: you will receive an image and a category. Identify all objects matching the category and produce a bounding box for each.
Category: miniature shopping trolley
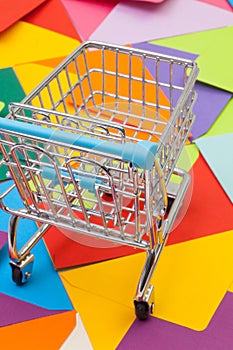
[0,41,198,320]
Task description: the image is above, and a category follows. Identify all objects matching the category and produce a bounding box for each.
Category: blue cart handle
[0,118,158,170]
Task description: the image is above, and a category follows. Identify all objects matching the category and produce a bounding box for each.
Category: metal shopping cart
[0,41,198,320]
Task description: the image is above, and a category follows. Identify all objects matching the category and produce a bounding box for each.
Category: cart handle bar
[0,118,158,170]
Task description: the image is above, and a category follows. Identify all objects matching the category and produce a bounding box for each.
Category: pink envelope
[90,0,233,44]
[198,0,233,11]
[61,0,119,40]
[126,0,165,1]
[0,231,7,250]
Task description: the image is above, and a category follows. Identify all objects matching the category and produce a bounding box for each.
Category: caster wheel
[11,264,23,286]
[135,301,150,321]
[9,254,34,285]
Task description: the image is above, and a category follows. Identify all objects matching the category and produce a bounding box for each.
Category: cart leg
[8,215,35,285]
[8,214,49,285]
[134,169,191,320]
[134,249,157,320]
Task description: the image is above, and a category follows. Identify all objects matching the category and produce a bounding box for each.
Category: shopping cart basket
[0,41,198,320]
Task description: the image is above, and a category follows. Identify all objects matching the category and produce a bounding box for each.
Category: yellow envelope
[14,62,80,119]
[0,102,4,112]
[228,281,233,293]
[0,21,80,69]
[60,263,137,350]
[60,229,233,350]
[14,63,54,94]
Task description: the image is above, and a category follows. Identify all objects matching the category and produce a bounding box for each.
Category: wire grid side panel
[7,44,198,159]
[0,132,155,244]
[157,87,197,184]
[9,46,179,145]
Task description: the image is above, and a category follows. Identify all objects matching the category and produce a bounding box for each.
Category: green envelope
[0,68,25,181]
[204,97,233,137]
[152,26,233,92]
[0,67,25,118]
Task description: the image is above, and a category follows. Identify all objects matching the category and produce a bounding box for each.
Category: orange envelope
[64,47,170,143]
[0,310,76,349]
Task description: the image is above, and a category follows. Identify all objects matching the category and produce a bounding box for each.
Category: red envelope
[167,154,233,245]
[24,0,82,41]
[44,226,142,270]
[0,0,47,32]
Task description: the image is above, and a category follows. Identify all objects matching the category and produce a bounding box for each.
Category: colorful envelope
[44,225,141,270]
[60,313,93,350]
[203,96,233,137]
[0,292,68,326]
[0,181,73,310]
[23,0,81,41]
[60,229,233,350]
[117,291,233,349]
[133,42,232,139]
[14,63,57,95]
[61,0,119,41]
[191,83,232,139]
[154,26,233,92]
[227,281,233,293]
[0,0,46,32]
[0,309,76,349]
[198,0,233,11]
[0,68,25,117]
[195,133,233,202]
[0,102,5,112]
[0,231,7,250]
[167,154,233,245]
[127,0,166,2]
[90,0,233,45]
[0,21,79,69]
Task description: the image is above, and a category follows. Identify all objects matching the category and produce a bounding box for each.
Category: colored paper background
[0,0,46,32]
[153,26,233,92]
[195,133,233,202]
[90,0,233,45]
[0,1,232,349]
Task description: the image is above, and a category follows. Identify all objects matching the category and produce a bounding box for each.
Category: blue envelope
[0,180,73,310]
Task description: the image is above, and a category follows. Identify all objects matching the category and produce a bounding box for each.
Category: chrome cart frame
[0,41,198,320]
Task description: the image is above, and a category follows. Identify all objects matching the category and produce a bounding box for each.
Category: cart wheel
[135,301,150,321]
[11,264,23,286]
[9,254,34,285]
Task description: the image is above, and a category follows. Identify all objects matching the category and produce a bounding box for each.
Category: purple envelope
[117,291,233,350]
[133,42,232,139]
[0,292,65,327]
[0,231,7,250]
